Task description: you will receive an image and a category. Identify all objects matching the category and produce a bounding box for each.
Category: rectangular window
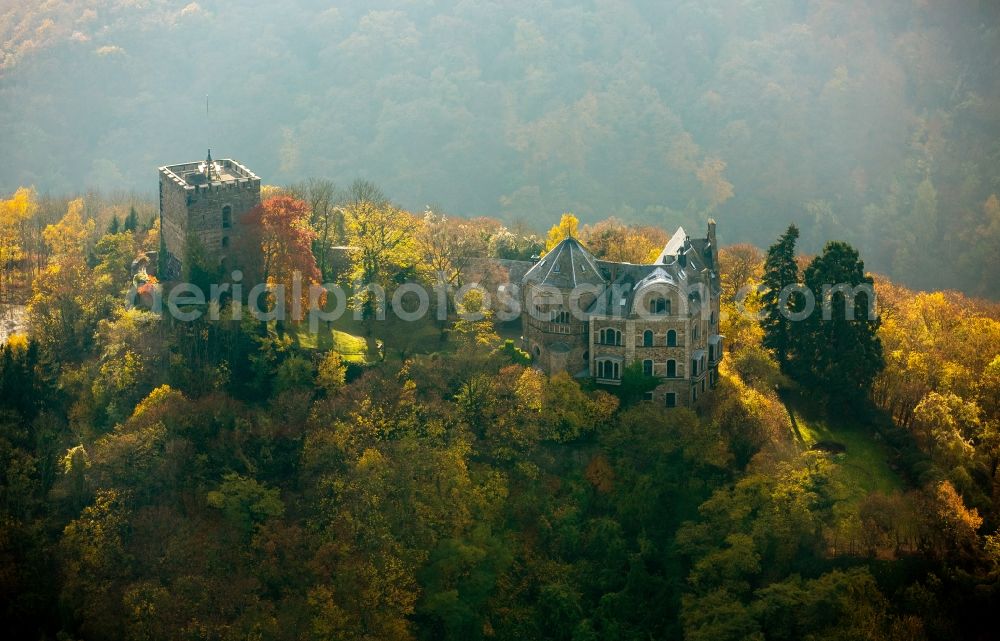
[665,393,676,408]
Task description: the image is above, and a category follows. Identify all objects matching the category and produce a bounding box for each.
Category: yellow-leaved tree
[0,186,38,304]
[543,212,579,253]
[29,198,95,356]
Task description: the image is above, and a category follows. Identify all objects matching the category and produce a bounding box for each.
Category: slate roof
[520,226,719,315]
[522,237,605,289]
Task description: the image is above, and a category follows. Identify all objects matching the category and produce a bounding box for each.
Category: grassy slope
[276,322,370,362]
[783,391,903,500]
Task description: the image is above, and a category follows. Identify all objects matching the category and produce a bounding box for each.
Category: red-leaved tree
[240,196,323,321]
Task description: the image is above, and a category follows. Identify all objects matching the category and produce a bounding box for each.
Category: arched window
[222,205,232,229]
[709,345,715,362]
[649,297,669,314]
[691,359,698,377]
[643,330,653,347]
[597,360,621,380]
[666,359,676,378]
[666,330,677,347]
[597,361,618,379]
[643,359,653,376]
[602,328,621,346]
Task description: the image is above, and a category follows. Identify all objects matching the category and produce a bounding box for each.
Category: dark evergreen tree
[106,214,120,235]
[760,224,800,370]
[123,207,139,233]
[796,241,884,409]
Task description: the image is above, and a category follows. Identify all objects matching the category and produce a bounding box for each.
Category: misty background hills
[1,0,998,296]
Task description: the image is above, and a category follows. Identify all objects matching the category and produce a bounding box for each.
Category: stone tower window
[643,330,653,347]
[221,236,229,249]
[222,205,232,228]
[666,359,677,378]
[667,330,677,347]
[643,359,653,376]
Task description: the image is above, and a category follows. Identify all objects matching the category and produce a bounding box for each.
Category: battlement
[158,154,262,280]
[159,158,260,192]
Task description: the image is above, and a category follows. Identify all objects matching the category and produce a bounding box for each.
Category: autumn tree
[29,198,95,357]
[240,195,322,323]
[719,243,766,351]
[544,213,579,252]
[344,200,420,322]
[0,187,38,309]
[317,349,347,394]
[416,209,490,300]
[288,177,342,278]
[579,217,667,263]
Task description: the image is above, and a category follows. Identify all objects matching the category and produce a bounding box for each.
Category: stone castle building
[158,150,261,279]
[520,221,723,408]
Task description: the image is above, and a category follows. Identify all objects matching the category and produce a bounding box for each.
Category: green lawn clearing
[783,392,902,500]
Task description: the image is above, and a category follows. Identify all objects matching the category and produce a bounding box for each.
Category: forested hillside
[2,0,999,295]
[2,186,1000,640]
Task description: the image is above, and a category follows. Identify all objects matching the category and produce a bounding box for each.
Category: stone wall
[184,180,260,269]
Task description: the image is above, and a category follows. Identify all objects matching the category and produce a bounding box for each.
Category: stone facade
[521,221,723,409]
[159,152,261,280]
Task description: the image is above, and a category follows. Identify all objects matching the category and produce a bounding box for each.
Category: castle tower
[158,151,261,280]
[521,237,605,376]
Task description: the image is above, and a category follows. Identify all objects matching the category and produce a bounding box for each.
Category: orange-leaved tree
[241,195,323,322]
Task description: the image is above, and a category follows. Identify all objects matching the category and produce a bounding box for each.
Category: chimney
[707,219,718,267]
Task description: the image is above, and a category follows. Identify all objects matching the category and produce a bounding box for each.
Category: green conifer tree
[760,224,800,370]
[798,241,884,408]
[123,207,139,233]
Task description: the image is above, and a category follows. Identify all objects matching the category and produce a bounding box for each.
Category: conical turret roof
[523,236,606,289]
